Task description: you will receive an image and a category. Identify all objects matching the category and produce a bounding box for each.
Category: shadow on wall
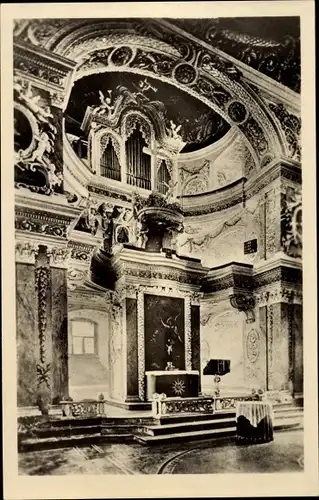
[201,309,246,394]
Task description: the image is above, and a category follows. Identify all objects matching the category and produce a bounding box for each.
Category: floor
[19,429,304,475]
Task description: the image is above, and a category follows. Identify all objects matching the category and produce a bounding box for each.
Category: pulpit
[145,370,200,401]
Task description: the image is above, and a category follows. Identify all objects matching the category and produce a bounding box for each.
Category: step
[143,417,236,436]
[19,432,134,452]
[24,424,102,439]
[135,426,236,445]
[156,411,235,425]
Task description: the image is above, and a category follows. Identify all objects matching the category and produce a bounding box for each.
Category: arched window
[70,320,97,355]
[157,159,171,195]
[100,136,121,181]
[125,124,151,190]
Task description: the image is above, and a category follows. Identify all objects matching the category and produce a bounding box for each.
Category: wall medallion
[109,46,134,67]
[227,100,248,125]
[246,328,260,364]
[173,63,197,85]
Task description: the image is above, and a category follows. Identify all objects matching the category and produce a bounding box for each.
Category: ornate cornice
[15,193,82,243]
[253,264,302,290]
[14,42,76,94]
[15,206,75,240]
[201,262,253,294]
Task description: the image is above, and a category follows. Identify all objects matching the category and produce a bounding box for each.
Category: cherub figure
[167,120,182,140]
[93,90,114,116]
[28,131,53,164]
[136,221,148,248]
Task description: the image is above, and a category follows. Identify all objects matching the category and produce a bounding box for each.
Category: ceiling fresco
[65,72,231,153]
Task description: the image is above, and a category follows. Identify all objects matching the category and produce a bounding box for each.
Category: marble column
[125,297,139,402]
[16,243,38,407]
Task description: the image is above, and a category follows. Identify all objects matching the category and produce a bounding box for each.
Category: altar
[145,370,200,401]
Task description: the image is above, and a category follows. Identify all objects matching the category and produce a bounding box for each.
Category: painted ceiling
[65,72,231,153]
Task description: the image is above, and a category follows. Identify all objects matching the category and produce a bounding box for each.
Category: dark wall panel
[126,298,138,397]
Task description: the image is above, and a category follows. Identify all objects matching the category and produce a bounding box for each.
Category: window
[71,320,96,355]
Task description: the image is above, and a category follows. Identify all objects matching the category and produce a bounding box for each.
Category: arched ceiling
[65,72,231,153]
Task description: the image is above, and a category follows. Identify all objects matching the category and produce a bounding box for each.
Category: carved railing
[152,393,260,417]
[60,397,107,417]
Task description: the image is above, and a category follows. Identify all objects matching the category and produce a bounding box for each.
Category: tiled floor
[18,429,303,475]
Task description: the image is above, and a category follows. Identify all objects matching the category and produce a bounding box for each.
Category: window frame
[70,319,98,356]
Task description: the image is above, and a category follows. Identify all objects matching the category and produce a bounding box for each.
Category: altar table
[145,370,200,401]
[236,401,274,444]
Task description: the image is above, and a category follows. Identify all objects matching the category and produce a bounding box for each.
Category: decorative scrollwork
[35,266,50,365]
[15,242,38,264]
[137,290,145,401]
[173,62,198,85]
[246,329,260,364]
[269,102,301,161]
[281,186,302,258]
[109,46,134,67]
[36,362,51,389]
[184,295,192,371]
[130,48,176,76]
[227,100,248,125]
[230,294,255,323]
[240,117,268,157]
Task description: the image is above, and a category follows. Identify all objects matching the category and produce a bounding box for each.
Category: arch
[16,19,289,165]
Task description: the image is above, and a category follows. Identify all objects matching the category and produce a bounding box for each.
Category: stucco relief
[109,305,124,400]
[213,137,250,187]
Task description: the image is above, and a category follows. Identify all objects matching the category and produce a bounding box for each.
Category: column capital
[15,240,39,264]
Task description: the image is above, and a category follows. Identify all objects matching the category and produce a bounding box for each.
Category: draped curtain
[125,125,151,190]
[157,160,171,195]
[100,137,121,181]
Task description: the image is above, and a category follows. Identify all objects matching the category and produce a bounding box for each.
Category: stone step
[156,411,235,425]
[19,432,134,452]
[134,426,236,445]
[135,414,303,446]
[143,417,236,436]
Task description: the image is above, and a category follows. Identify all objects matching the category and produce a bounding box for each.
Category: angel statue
[167,120,182,140]
[93,90,114,117]
[28,131,53,164]
[136,221,149,248]
[21,82,54,124]
[163,179,178,203]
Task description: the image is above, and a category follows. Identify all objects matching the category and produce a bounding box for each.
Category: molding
[159,19,300,113]
[253,264,302,290]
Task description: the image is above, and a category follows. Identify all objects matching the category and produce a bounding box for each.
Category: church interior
[13,16,303,473]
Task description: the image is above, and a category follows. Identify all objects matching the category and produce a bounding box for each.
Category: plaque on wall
[244,239,258,254]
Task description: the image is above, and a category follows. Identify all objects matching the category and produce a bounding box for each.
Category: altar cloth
[236,401,274,444]
[145,370,199,401]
